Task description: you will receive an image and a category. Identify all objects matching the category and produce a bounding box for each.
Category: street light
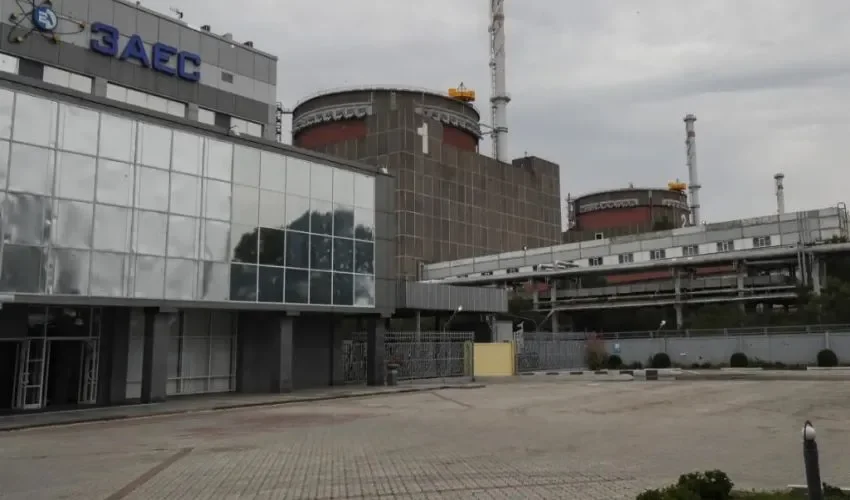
[443,305,463,332]
[802,420,823,500]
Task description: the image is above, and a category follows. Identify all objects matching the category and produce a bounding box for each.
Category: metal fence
[343,331,475,383]
[576,324,850,340]
[516,334,587,373]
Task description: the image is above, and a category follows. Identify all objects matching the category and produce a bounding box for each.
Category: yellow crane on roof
[448,82,476,103]
[668,181,687,192]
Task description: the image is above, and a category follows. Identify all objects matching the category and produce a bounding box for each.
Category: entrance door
[13,339,48,410]
[78,340,98,404]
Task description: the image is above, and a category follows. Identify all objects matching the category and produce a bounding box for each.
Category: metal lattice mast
[489,0,510,162]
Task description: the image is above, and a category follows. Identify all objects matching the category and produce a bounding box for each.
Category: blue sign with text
[89,22,201,82]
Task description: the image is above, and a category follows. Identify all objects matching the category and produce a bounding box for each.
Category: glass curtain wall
[0,87,377,306]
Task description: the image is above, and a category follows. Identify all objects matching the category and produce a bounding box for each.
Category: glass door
[78,340,98,404]
[13,339,48,410]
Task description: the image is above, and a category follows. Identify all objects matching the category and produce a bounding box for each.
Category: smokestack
[683,114,701,225]
[774,173,785,214]
[489,0,510,162]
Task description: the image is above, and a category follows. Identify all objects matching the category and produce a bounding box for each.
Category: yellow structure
[448,84,476,103]
[668,181,687,192]
[472,342,516,377]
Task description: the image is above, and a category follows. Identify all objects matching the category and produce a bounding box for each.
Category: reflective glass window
[172,131,202,175]
[354,275,375,306]
[258,227,284,266]
[13,93,57,147]
[169,172,201,217]
[166,100,185,118]
[354,174,375,209]
[0,244,45,293]
[233,145,260,186]
[55,152,96,202]
[89,251,128,297]
[333,273,354,306]
[133,210,168,256]
[285,157,310,195]
[257,266,283,303]
[260,151,286,192]
[285,195,310,232]
[126,88,147,108]
[354,207,375,241]
[8,143,54,196]
[96,159,134,206]
[259,190,286,228]
[204,139,232,181]
[333,204,354,238]
[230,225,258,263]
[284,231,308,268]
[311,199,333,235]
[134,256,165,299]
[3,192,48,245]
[333,238,354,272]
[0,140,8,190]
[202,219,230,262]
[50,248,90,295]
[105,83,127,101]
[165,258,196,300]
[69,73,94,94]
[0,89,13,139]
[284,268,308,303]
[310,163,333,201]
[92,204,132,252]
[309,271,332,304]
[199,261,229,301]
[229,263,257,301]
[135,166,170,211]
[52,199,93,249]
[231,185,258,226]
[198,108,215,125]
[57,104,98,155]
[310,234,332,270]
[204,178,231,221]
[0,54,18,75]
[166,215,199,259]
[146,94,168,114]
[354,241,374,274]
[98,114,136,163]
[138,123,172,169]
[246,122,263,137]
[333,168,355,206]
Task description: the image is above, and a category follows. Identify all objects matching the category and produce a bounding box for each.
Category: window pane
[333,204,354,238]
[257,266,283,303]
[98,114,136,162]
[333,238,353,272]
[105,83,127,101]
[260,151,286,192]
[199,261,229,301]
[310,234,332,270]
[133,210,167,256]
[333,272,353,306]
[55,152,96,202]
[284,231,308,268]
[0,89,13,139]
[354,174,375,209]
[57,103,98,155]
[354,241,374,274]
[50,248,90,295]
[311,199,333,235]
[0,140,8,190]
[309,271,332,304]
[286,157,309,195]
[0,54,18,75]
[89,251,128,297]
[92,204,131,252]
[198,108,215,125]
[9,143,54,195]
[230,224,258,263]
[135,166,169,211]
[165,258,196,300]
[167,215,199,259]
[13,93,58,147]
[138,123,172,169]
[0,244,46,293]
[259,189,285,228]
[310,163,333,201]
[169,172,201,217]
[229,263,257,301]
[205,139,232,181]
[134,256,165,298]
[172,131,202,175]
[354,208,374,240]
[53,199,93,249]
[96,159,134,206]
[3,192,49,245]
[285,195,309,232]
[231,185,258,225]
[284,268,308,303]
[204,179,231,221]
[68,73,93,94]
[233,145,260,186]
[354,274,375,306]
[258,227,285,266]
[43,66,70,87]
[202,219,229,262]
[333,168,354,205]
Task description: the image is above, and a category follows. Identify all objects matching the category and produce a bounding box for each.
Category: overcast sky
[146,0,850,227]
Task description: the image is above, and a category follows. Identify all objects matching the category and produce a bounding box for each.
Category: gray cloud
[143,0,850,226]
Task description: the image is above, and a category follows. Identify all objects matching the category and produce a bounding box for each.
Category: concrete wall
[606,332,850,366]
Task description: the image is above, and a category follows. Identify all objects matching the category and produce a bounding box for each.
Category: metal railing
[343,331,474,383]
[564,324,850,340]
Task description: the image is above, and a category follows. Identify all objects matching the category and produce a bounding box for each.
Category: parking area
[2,380,850,499]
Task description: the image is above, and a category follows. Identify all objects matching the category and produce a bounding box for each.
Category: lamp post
[442,305,463,333]
[803,420,823,500]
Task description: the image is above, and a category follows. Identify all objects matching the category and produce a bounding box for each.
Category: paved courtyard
[2,380,850,499]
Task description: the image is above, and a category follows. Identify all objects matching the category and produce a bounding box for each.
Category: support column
[330,322,345,386]
[811,257,822,296]
[366,317,386,386]
[97,307,131,405]
[673,270,683,329]
[736,261,746,314]
[549,282,559,333]
[236,313,294,393]
[140,308,175,404]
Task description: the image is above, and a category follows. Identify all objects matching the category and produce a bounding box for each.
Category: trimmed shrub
[818,348,839,367]
[637,470,733,500]
[650,352,672,369]
[607,354,623,369]
[585,333,609,370]
[729,352,749,368]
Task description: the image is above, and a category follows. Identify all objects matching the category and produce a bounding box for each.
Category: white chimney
[683,114,700,225]
[774,173,785,214]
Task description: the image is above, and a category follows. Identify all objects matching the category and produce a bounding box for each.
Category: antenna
[774,173,785,214]
[489,0,510,162]
[169,7,184,19]
[683,114,701,225]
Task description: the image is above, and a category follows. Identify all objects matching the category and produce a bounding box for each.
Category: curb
[0,384,486,433]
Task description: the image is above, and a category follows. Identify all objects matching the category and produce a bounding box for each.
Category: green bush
[729,352,749,368]
[818,349,839,367]
[637,470,733,500]
[650,352,672,368]
[607,354,623,369]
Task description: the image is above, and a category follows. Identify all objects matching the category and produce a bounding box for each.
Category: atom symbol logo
[7,0,86,45]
